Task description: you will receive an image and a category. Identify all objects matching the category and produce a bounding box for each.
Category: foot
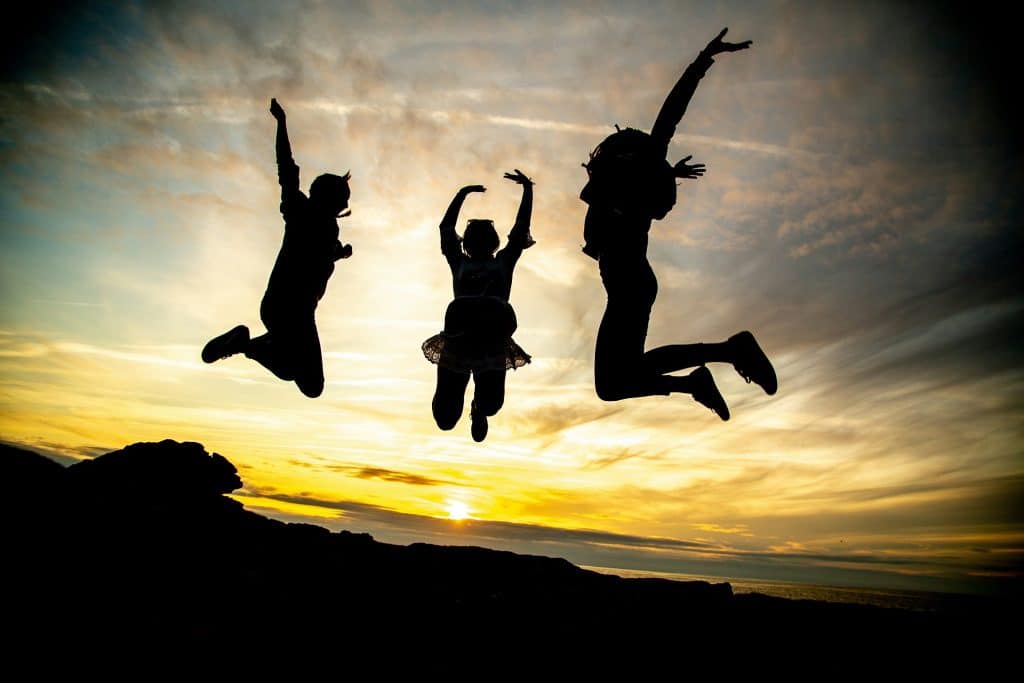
[202,325,250,363]
[690,366,729,421]
[729,330,777,395]
[470,401,488,442]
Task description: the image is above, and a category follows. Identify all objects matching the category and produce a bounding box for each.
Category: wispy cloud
[1,0,1020,595]
[237,487,1022,592]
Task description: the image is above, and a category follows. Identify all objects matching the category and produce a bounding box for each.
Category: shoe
[690,366,729,421]
[729,330,777,395]
[470,402,488,442]
[202,325,250,363]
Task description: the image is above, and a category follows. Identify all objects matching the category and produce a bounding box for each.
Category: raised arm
[650,28,751,156]
[440,184,486,264]
[270,98,300,203]
[502,169,535,259]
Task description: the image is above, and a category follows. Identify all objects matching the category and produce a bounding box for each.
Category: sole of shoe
[691,366,729,421]
[730,331,777,396]
[202,325,249,364]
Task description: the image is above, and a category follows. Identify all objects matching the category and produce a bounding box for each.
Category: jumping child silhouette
[202,98,352,398]
[422,170,535,442]
[581,29,776,420]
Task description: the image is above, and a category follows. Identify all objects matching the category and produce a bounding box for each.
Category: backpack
[580,126,677,221]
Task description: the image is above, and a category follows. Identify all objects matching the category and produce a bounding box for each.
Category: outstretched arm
[502,170,535,261]
[270,98,301,205]
[650,28,751,156]
[440,185,486,265]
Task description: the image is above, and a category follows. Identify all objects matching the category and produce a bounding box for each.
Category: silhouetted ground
[1,440,1010,671]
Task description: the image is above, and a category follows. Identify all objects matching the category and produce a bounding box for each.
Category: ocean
[581,565,990,613]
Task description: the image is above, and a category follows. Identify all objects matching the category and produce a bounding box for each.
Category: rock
[65,439,242,500]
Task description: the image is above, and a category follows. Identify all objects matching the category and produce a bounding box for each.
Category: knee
[432,397,463,431]
[475,393,504,417]
[266,363,295,381]
[595,374,628,402]
[297,375,324,398]
[433,409,460,431]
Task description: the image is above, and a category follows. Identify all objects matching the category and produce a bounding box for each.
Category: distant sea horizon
[582,565,998,613]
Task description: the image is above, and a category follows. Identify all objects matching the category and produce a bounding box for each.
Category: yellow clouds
[1,1,1022,595]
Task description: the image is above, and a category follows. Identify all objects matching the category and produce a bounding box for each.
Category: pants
[592,210,710,400]
[432,367,506,430]
[245,297,324,398]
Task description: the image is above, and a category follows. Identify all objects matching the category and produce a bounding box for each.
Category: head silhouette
[463,219,499,258]
[310,172,351,216]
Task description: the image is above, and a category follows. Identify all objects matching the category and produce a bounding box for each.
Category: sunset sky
[1,1,1020,595]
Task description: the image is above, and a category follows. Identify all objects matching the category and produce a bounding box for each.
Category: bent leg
[591,253,736,411]
[433,367,470,430]
[594,255,665,401]
[472,370,506,417]
[245,333,296,381]
[593,283,726,400]
[595,297,668,401]
[252,299,324,397]
[641,341,733,375]
[291,319,325,398]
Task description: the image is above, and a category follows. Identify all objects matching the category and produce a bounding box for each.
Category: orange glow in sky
[1,1,1020,596]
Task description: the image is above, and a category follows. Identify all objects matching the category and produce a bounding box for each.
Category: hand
[460,185,486,194]
[702,28,752,57]
[503,169,533,186]
[674,155,706,180]
[270,98,286,121]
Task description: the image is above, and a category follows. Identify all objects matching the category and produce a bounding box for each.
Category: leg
[472,370,506,417]
[245,298,299,381]
[250,299,324,396]
[592,256,728,417]
[467,369,505,443]
[641,341,733,375]
[432,366,470,431]
[244,332,296,381]
[596,316,691,400]
[594,263,671,400]
[597,322,729,418]
[594,256,657,401]
[645,334,776,396]
[290,317,325,399]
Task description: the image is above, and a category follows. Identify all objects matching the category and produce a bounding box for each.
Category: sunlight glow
[446,500,471,521]
[0,1,1019,595]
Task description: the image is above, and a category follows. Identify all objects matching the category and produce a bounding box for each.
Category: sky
[1,0,1021,596]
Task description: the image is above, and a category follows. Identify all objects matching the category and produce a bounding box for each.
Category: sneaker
[690,366,729,421]
[729,330,777,396]
[202,325,250,364]
[470,402,488,442]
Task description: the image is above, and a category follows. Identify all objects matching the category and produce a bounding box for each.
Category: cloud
[243,486,714,552]
[0,438,110,466]
[693,522,753,536]
[238,486,1023,592]
[1,0,1021,596]
[506,401,623,439]
[290,459,450,487]
[341,465,448,486]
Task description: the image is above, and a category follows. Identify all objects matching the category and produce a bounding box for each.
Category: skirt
[422,296,532,373]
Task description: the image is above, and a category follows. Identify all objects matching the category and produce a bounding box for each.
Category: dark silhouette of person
[580,28,776,420]
[201,98,352,398]
[422,170,536,442]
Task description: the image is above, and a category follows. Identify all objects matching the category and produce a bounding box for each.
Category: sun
[446,500,470,521]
